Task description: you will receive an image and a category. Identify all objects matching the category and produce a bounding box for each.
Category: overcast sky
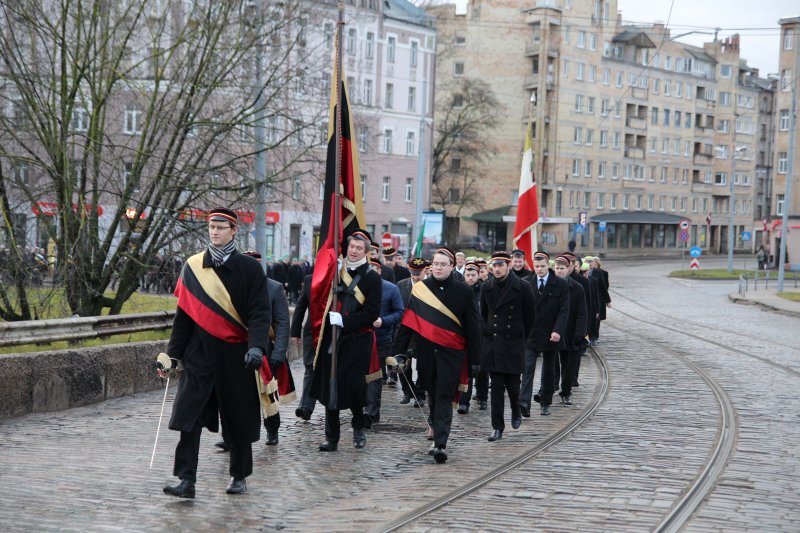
[617,0,799,76]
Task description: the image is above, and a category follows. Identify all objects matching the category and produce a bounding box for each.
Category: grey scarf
[208,239,236,267]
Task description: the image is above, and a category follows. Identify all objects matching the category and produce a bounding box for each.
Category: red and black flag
[310,68,366,355]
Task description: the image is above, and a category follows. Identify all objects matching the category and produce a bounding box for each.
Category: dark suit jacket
[480,274,535,374]
[525,269,569,352]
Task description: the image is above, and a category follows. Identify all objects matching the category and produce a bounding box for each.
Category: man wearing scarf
[311,229,382,452]
[161,208,271,498]
[394,247,481,464]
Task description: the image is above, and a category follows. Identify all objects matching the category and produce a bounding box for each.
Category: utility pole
[727,127,737,273]
[414,62,431,257]
[253,3,268,273]
[777,81,796,291]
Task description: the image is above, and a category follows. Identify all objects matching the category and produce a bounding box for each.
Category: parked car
[456,235,490,252]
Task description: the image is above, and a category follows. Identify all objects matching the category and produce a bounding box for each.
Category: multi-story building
[428,0,774,257]
[272,0,435,259]
[771,18,799,269]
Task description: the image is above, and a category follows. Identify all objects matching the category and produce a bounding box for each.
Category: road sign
[598,221,607,232]
[690,246,702,258]
[679,219,690,230]
[741,231,751,241]
[575,223,585,233]
[679,230,690,242]
[690,258,700,270]
[381,232,392,248]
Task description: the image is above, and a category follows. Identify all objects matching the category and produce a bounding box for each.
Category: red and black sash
[400,281,466,350]
[173,252,247,343]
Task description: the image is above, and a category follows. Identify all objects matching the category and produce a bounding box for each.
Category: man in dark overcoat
[394,247,481,464]
[553,255,588,405]
[311,229,382,451]
[396,258,429,407]
[523,251,569,416]
[457,260,487,414]
[589,256,611,345]
[481,251,535,441]
[162,208,271,498]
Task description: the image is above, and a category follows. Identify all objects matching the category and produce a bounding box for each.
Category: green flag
[413,218,426,257]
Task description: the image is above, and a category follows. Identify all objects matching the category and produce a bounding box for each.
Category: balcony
[624,146,644,159]
[693,152,713,165]
[631,87,648,100]
[525,41,541,56]
[695,98,715,110]
[625,117,647,130]
[691,181,713,193]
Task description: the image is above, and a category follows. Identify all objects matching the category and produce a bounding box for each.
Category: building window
[777,194,785,215]
[782,69,792,90]
[410,40,418,67]
[584,160,592,177]
[366,31,375,59]
[406,131,416,156]
[454,61,464,76]
[14,161,28,184]
[361,175,367,202]
[358,125,368,152]
[124,105,142,135]
[719,92,731,106]
[292,176,301,200]
[587,97,595,114]
[598,161,606,178]
[597,192,605,209]
[780,110,790,131]
[382,176,390,202]
[652,107,659,124]
[778,152,788,174]
[586,129,594,145]
[572,159,580,176]
[653,78,660,94]
[387,36,396,62]
[573,127,583,144]
[405,177,413,202]
[363,79,373,106]
[576,63,585,81]
[452,94,464,108]
[324,23,334,50]
[601,99,610,117]
[602,68,610,85]
[383,129,393,154]
[720,64,732,78]
[408,87,416,112]
[71,106,89,132]
[347,28,357,55]
[577,31,585,49]
[575,94,583,112]
[784,30,794,50]
[611,163,619,180]
[610,193,617,209]
[612,132,621,149]
[385,83,394,109]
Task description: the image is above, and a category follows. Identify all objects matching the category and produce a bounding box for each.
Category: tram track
[611,291,800,379]
[601,321,738,533]
[372,347,610,533]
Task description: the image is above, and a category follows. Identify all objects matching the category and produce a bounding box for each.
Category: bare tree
[430,77,503,243]
[0,0,326,319]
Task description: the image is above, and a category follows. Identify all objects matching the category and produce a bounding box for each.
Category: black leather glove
[268,354,285,370]
[244,347,263,371]
[574,336,585,347]
[470,365,481,379]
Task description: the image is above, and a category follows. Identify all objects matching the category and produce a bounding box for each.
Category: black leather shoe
[354,429,367,449]
[457,404,469,414]
[433,447,447,464]
[215,440,230,451]
[511,411,522,429]
[533,393,542,404]
[295,407,311,421]
[488,429,503,442]
[519,403,530,418]
[561,395,572,406]
[541,405,551,416]
[318,440,338,451]
[478,401,487,411]
[163,479,195,499]
[400,394,411,404]
[265,430,279,445]
[413,398,426,408]
[226,477,246,495]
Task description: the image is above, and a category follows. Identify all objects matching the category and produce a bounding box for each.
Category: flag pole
[329,1,345,410]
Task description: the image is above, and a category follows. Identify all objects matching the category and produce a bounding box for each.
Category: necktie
[538,278,544,291]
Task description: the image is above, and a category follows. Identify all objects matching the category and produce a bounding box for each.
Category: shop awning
[589,212,686,224]
[465,205,512,223]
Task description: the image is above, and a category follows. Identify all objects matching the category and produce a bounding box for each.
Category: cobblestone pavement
[2,259,799,532]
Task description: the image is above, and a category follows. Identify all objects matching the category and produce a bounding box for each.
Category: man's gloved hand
[244,347,263,371]
[470,365,481,379]
[155,353,179,379]
[268,353,286,370]
[574,336,585,347]
[329,311,343,327]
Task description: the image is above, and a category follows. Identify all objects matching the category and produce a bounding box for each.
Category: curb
[728,293,800,319]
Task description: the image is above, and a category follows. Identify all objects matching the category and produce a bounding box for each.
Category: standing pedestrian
[396,258,429,407]
[161,208,271,498]
[553,255,587,406]
[394,248,481,464]
[292,274,316,420]
[458,261,488,414]
[480,252,535,441]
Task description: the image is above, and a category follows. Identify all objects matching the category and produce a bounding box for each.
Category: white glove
[329,311,343,327]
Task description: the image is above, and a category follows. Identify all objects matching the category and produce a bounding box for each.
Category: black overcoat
[525,269,569,352]
[394,273,481,399]
[480,274,535,374]
[266,278,290,361]
[291,274,313,357]
[570,271,594,338]
[310,263,381,410]
[591,268,611,320]
[167,250,271,445]
[562,276,589,351]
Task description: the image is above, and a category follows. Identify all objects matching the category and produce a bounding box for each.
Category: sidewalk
[728,286,800,318]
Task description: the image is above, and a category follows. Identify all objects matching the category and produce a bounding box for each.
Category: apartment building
[428,0,773,257]
[274,0,436,259]
[771,18,799,269]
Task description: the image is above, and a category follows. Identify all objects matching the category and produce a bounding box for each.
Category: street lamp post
[716,143,746,272]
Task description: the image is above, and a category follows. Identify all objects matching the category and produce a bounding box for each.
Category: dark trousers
[460,370,489,406]
[426,388,454,449]
[573,347,584,385]
[559,350,579,398]
[298,334,317,414]
[519,348,539,408]
[489,371,520,431]
[264,412,280,434]
[535,350,559,406]
[174,415,252,482]
[589,319,600,340]
[324,406,365,443]
[366,343,393,417]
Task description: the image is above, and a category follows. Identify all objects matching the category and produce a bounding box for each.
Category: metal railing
[0,311,176,348]
[738,269,798,297]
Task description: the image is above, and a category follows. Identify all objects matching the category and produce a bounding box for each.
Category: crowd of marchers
[154,209,611,499]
